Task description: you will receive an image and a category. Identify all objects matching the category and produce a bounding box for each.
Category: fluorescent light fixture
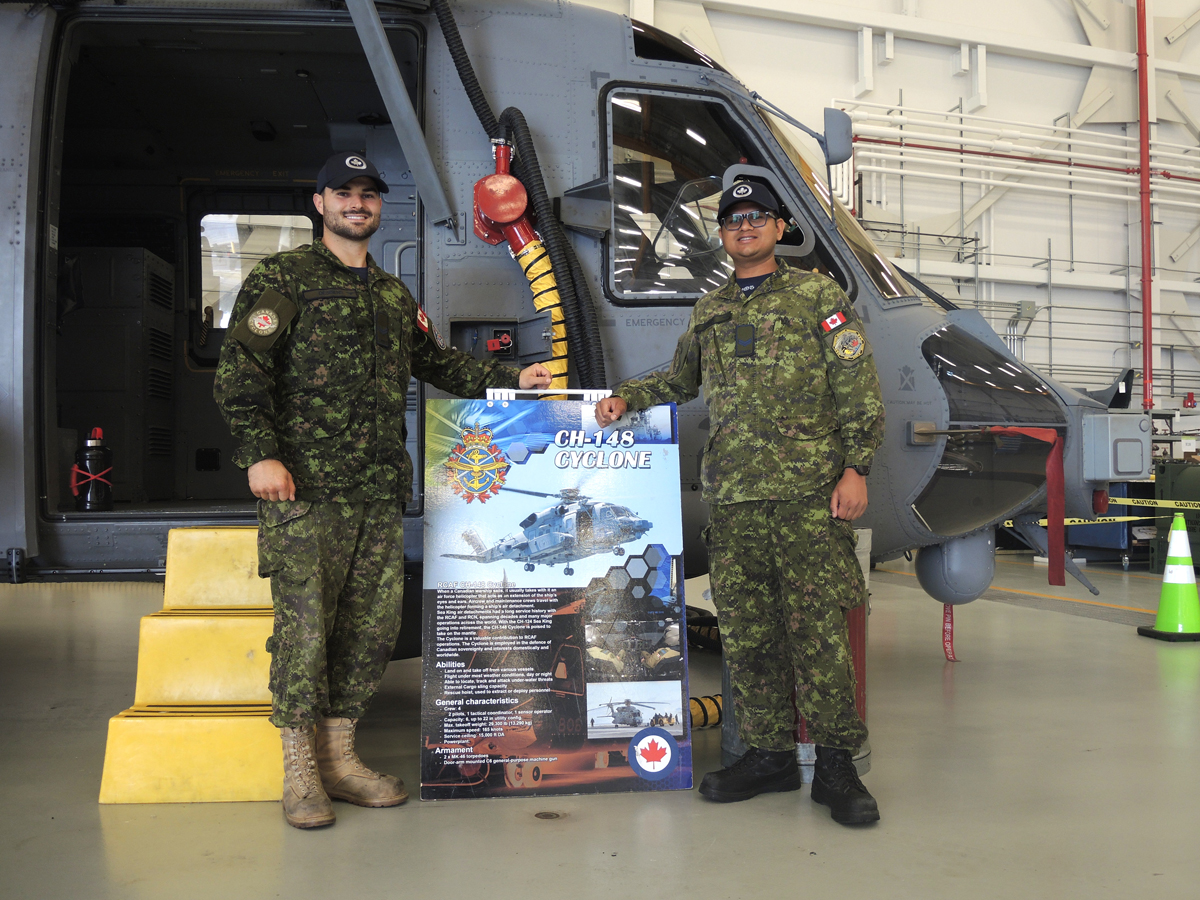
[615,175,643,188]
[686,128,707,145]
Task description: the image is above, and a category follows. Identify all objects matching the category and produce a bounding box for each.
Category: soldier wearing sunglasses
[595,179,884,825]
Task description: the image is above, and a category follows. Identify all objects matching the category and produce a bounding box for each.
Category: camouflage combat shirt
[214,238,521,503]
[613,261,884,505]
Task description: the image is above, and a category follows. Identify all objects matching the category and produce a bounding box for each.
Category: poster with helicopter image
[420,397,692,800]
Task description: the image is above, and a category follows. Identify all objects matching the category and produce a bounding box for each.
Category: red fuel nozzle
[473,139,537,250]
[90,427,104,441]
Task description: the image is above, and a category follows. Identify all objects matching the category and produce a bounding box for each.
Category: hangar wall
[578,0,1200,404]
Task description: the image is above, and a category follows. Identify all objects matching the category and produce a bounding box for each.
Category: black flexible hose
[498,107,593,387]
[429,0,498,139]
[430,0,607,387]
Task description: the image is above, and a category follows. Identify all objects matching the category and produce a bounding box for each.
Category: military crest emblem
[248,308,279,336]
[832,328,866,361]
[445,422,509,503]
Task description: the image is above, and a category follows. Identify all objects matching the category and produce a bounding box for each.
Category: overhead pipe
[1138,0,1154,410]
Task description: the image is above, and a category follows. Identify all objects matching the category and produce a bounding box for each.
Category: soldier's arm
[610,317,703,413]
[405,290,523,396]
[213,260,292,470]
[817,279,885,470]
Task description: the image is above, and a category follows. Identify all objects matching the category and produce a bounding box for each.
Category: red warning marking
[942,603,958,662]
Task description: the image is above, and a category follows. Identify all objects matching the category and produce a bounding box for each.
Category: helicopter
[589,698,676,730]
[0,0,1151,612]
[442,488,653,575]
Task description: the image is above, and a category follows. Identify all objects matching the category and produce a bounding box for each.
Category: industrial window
[200,214,313,328]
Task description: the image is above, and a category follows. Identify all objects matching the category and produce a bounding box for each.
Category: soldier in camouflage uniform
[596,180,884,825]
[215,153,551,828]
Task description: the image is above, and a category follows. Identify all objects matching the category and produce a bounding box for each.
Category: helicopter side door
[0,8,57,568]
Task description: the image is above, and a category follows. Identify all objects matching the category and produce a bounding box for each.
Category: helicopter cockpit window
[200,214,313,329]
[607,91,758,301]
[759,113,916,301]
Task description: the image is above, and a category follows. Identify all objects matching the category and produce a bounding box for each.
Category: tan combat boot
[316,716,408,807]
[280,725,336,829]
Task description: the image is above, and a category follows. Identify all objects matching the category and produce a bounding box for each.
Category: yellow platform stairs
[99,528,282,803]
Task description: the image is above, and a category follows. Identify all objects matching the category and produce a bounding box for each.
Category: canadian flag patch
[821,311,847,332]
[416,308,430,333]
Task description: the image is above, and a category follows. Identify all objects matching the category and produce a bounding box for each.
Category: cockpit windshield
[758,112,916,300]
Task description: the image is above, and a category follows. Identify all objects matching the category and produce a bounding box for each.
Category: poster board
[420,398,691,799]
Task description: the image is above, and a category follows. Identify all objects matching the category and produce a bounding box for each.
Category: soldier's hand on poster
[519,363,554,390]
[830,468,868,521]
[595,396,628,427]
[248,458,296,502]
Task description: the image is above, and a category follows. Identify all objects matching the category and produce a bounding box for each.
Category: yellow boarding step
[99,708,281,803]
[163,526,272,609]
[134,611,273,705]
[100,527,282,804]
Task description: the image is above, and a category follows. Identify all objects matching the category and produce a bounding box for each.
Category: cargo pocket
[257,499,318,581]
[829,516,867,610]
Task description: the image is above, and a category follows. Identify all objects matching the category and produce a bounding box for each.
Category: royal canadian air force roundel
[345,155,367,170]
[248,308,279,336]
[732,183,753,199]
[628,727,680,781]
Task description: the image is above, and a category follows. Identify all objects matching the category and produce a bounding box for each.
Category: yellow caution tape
[1002,515,1157,527]
[1107,496,1200,511]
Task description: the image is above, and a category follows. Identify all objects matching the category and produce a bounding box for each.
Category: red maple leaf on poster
[639,739,667,764]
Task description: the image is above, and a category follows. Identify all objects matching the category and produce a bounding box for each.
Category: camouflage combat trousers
[706,499,868,753]
[258,500,405,728]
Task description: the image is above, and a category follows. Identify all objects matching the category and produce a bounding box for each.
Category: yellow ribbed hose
[515,239,569,390]
[689,694,723,730]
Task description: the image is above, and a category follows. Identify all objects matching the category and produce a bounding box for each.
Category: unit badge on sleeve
[832,328,866,361]
[248,308,279,336]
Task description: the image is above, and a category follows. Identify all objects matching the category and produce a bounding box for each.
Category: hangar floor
[1,553,1197,900]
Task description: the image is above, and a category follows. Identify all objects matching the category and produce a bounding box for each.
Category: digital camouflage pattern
[259,499,405,728]
[707,500,867,752]
[214,237,521,503]
[613,262,884,504]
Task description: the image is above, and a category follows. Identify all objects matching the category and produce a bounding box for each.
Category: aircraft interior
[46,16,418,519]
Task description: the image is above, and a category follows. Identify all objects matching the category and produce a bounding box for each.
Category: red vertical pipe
[1137,0,1154,410]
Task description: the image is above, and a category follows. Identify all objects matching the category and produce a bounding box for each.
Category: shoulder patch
[229,288,298,352]
[828,327,867,364]
[416,306,447,350]
[821,311,848,332]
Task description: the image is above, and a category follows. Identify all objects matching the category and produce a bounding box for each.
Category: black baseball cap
[717,180,780,219]
[315,152,390,194]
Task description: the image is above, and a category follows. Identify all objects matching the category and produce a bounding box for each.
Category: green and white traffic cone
[1138,513,1200,642]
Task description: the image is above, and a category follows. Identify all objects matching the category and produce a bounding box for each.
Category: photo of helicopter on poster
[424,399,683,589]
[585,681,686,739]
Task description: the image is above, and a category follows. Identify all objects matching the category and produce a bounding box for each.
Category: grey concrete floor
[2,557,1198,899]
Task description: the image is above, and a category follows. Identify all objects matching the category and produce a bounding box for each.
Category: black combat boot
[810,745,880,825]
[698,747,801,802]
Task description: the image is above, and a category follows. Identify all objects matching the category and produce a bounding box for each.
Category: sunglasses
[720,210,778,231]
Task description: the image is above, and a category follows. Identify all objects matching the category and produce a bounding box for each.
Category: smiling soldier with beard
[215,153,551,829]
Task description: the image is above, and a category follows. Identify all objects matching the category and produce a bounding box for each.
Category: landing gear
[564,566,574,576]
[524,563,535,572]
[613,547,625,556]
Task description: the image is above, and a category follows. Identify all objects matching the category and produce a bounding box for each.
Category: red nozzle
[90,427,104,440]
